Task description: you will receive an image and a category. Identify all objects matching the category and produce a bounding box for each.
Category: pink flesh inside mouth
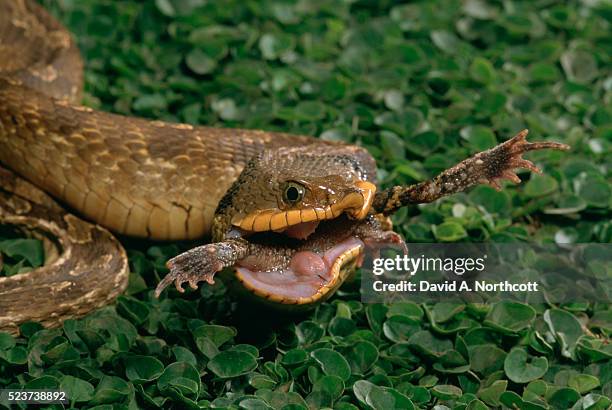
[236,236,364,300]
[282,221,320,240]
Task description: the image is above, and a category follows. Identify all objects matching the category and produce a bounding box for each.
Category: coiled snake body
[0,1,569,334]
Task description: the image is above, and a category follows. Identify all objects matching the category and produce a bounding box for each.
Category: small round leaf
[208,350,257,378]
[504,348,548,383]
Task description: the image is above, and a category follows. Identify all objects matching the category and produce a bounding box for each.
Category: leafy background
[1,0,610,408]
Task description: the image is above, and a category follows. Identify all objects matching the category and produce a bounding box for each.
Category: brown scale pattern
[0,0,351,331]
[0,79,326,239]
[0,166,129,335]
[1,1,342,241]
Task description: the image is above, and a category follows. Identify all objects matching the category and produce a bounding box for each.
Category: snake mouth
[234,236,364,305]
[228,181,377,306]
[230,181,376,233]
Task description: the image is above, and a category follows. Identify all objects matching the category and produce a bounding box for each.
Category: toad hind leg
[373,129,570,214]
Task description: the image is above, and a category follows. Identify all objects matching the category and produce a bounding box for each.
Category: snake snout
[342,180,376,220]
[231,180,377,233]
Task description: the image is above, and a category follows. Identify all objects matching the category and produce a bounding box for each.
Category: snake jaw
[234,237,364,305]
[230,180,377,234]
[231,213,402,306]
[218,180,379,301]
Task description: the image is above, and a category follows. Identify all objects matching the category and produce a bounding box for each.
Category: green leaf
[524,175,559,197]
[25,375,59,390]
[353,380,375,407]
[125,355,164,383]
[383,315,421,343]
[431,30,461,54]
[374,109,423,137]
[469,344,506,375]
[259,33,293,60]
[295,321,324,344]
[294,101,327,121]
[387,303,423,320]
[240,398,274,410]
[0,346,27,364]
[484,301,536,333]
[407,330,453,358]
[0,238,44,267]
[465,399,489,410]
[172,346,197,366]
[529,62,561,83]
[576,176,611,207]
[380,131,406,161]
[431,384,462,400]
[343,341,378,375]
[543,309,583,359]
[208,350,258,378]
[469,57,497,85]
[193,324,236,358]
[354,380,415,410]
[116,296,150,325]
[328,316,356,337]
[367,386,414,410]
[132,94,167,113]
[544,194,587,214]
[310,348,351,381]
[560,50,598,84]
[155,0,176,16]
[433,222,467,242]
[155,0,204,17]
[469,185,510,214]
[256,390,307,409]
[499,391,526,409]
[60,375,95,403]
[307,375,344,408]
[477,380,507,407]
[406,131,442,156]
[211,97,242,121]
[249,374,276,390]
[463,0,498,19]
[91,375,131,405]
[157,362,200,397]
[0,332,16,350]
[567,374,600,394]
[549,388,580,409]
[460,125,497,151]
[281,349,309,366]
[186,48,217,75]
[504,348,548,383]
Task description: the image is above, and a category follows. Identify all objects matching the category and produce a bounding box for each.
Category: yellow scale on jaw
[231,180,377,232]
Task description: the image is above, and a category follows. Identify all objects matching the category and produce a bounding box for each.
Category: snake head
[213,146,377,241]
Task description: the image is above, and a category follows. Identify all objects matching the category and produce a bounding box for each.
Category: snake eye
[282,182,305,205]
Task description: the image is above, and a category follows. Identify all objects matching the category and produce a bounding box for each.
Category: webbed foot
[482,129,570,190]
[154,239,249,297]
